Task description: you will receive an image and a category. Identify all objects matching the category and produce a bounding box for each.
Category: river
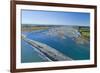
[21,27,90,63]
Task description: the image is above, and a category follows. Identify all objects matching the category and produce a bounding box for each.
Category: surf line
[22,34,72,61]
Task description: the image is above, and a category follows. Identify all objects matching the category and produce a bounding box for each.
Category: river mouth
[21,25,90,63]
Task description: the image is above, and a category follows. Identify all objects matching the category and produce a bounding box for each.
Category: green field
[79,27,90,40]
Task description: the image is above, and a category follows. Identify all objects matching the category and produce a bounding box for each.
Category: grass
[79,27,90,39]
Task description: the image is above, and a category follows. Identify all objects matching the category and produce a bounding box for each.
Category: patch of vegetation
[22,26,49,32]
[79,27,90,40]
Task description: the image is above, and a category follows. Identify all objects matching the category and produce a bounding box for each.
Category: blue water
[21,28,90,63]
[21,40,47,63]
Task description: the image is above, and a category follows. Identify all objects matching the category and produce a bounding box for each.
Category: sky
[21,10,90,26]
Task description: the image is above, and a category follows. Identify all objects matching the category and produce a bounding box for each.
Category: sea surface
[21,27,90,63]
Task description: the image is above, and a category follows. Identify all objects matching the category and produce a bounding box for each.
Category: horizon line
[21,23,90,26]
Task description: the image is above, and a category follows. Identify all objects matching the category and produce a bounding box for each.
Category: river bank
[22,34,72,61]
